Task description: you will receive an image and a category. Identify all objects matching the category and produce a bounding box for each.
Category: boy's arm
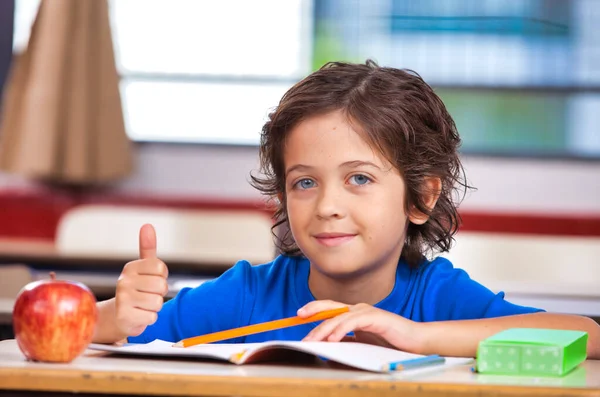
[300,301,600,359]
[93,298,127,344]
[412,259,600,358]
[420,312,600,358]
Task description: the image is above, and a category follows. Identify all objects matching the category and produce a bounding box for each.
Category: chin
[310,259,368,280]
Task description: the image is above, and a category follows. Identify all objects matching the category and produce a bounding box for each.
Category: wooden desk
[0,340,599,397]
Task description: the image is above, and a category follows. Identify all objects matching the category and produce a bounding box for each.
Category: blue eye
[349,174,371,186]
[294,178,316,190]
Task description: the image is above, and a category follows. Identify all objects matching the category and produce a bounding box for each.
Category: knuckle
[143,293,163,312]
[115,286,131,304]
[115,280,127,300]
[143,258,167,276]
[156,261,169,279]
[148,258,159,271]
[148,277,167,295]
[121,260,139,275]
[161,279,169,296]
[148,311,158,325]
[139,258,157,273]
[116,274,131,288]
[116,276,138,296]
[153,294,164,310]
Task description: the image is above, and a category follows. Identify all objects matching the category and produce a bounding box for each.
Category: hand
[114,224,169,337]
[299,300,425,353]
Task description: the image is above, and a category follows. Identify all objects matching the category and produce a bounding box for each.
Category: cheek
[285,199,312,250]
[285,198,307,229]
[360,192,408,236]
[363,214,408,250]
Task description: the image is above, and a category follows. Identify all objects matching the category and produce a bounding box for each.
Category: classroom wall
[90,144,600,214]
[1,143,600,215]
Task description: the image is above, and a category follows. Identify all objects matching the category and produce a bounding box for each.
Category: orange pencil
[173,307,349,347]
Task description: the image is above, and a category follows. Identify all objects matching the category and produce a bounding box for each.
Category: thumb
[139,223,157,259]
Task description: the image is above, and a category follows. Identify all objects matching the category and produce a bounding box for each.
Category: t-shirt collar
[292,256,413,313]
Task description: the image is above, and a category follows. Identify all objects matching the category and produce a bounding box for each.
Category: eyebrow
[340,160,383,170]
[285,160,383,177]
[285,164,313,177]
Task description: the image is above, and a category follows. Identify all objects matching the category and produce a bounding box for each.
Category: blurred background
[8,0,599,156]
[0,0,598,338]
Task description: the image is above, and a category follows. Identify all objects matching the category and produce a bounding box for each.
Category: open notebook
[89,339,473,373]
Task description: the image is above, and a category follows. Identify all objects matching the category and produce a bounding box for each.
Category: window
[13,0,313,145]
[11,0,600,158]
[313,0,600,158]
[113,0,313,144]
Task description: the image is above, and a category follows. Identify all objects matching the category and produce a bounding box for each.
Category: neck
[308,260,398,305]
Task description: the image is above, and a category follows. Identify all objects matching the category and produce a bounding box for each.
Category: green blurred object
[437,89,566,155]
[476,328,588,377]
[312,21,359,71]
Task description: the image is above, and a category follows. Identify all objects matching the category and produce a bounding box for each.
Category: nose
[315,184,346,220]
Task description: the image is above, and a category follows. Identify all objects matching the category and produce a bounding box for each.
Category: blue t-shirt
[129,255,543,344]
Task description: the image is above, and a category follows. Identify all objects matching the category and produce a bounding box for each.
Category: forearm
[92,298,128,344]
[418,313,600,359]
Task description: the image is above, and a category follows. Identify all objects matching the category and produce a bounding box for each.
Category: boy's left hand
[298,300,424,353]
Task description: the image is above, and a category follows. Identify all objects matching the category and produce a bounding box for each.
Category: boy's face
[284,110,410,279]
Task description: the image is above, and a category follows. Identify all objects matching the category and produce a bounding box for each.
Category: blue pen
[383,354,446,372]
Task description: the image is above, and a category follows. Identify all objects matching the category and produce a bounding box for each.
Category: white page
[90,339,473,373]
[236,341,473,372]
[89,340,261,361]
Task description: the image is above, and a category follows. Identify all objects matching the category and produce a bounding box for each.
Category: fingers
[122,288,165,313]
[115,272,167,336]
[116,307,159,337]
[122,257,169,280]
[297,300,347,318]
[119,272,169,296]
[303,311,355,342]
[139,223,157,259]
[302,303,383,342]
[298,300,354,341]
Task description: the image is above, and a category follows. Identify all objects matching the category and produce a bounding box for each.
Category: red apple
[12,272,98,363]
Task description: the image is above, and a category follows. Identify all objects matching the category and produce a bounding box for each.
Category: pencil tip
[172,341,184,348]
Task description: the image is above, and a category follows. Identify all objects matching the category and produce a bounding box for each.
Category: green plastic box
[476,328,588,377]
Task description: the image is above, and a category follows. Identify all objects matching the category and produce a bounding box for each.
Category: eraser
[476,328,587,377]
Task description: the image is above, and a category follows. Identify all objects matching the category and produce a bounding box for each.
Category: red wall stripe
[459,211,600,237]
[0,189,599,240]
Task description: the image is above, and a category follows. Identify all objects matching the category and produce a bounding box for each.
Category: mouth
[313,233,357,247]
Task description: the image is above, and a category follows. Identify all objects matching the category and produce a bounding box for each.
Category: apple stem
[49,271,56,281]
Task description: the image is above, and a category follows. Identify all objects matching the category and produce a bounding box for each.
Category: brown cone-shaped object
[0,0,133,185]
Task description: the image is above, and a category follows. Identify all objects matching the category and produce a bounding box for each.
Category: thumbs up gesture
[114,224,169,337]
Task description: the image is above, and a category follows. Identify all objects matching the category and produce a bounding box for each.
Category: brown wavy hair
[251,60,471,268]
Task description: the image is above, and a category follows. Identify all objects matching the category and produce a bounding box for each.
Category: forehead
[283,111,389,169]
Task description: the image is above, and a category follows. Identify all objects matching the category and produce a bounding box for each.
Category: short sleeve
[128,260,255,343]
[418,258,544,321]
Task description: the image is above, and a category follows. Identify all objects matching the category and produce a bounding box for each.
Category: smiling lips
[313,232,357,247]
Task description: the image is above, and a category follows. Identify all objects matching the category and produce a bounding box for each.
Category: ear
[408,177,442,225]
